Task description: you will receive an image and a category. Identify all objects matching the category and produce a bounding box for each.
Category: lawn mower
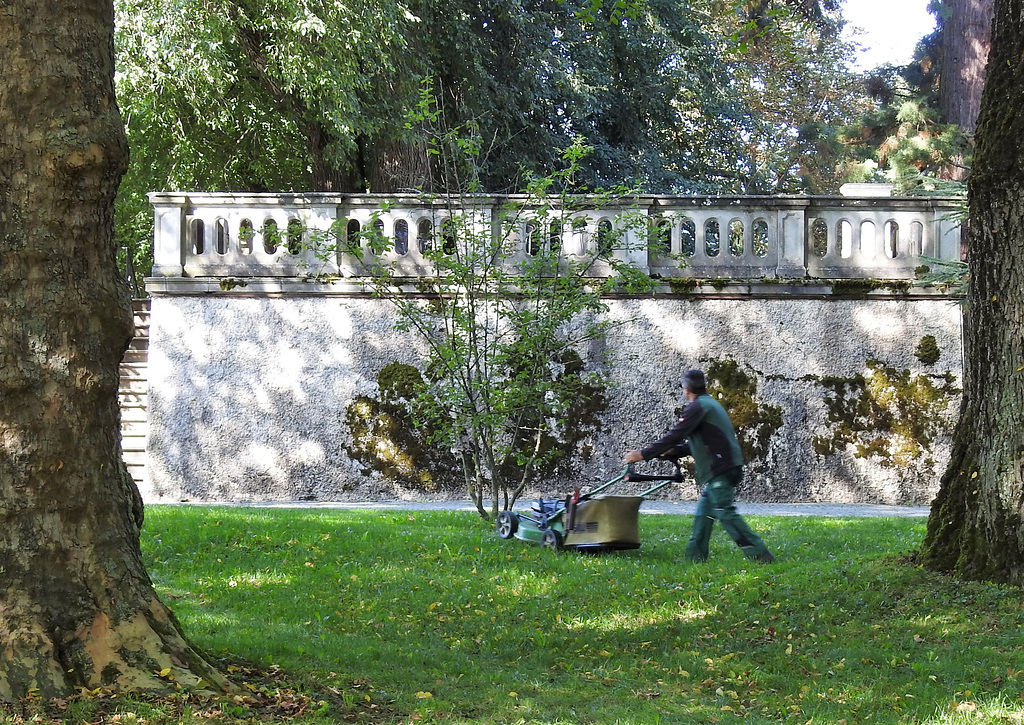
[495,460,688,551]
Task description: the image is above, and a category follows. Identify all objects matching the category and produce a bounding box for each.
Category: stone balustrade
[149,191,963,282]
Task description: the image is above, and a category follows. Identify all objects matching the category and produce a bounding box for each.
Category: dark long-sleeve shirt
[640,394,744,485]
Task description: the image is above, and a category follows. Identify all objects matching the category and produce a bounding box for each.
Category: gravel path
[183,500,930,518]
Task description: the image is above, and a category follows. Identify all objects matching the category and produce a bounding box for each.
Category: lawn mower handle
[623,462,687,483]
[579,461,688,502]
[623,462,690,497]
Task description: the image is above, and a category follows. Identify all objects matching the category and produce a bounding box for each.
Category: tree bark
[938,0,994,136]
[0,0,229,700]
[920,0,1024,586]
[937,0,994,187]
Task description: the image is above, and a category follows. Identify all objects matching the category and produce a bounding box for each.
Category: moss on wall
[526,349,609,477]
[914,334,941,365]
[377,361,425,403]
[811,361,959,468]
[660,277,921,297]
[701,358,784,465]
[343,363,459,491]
[665,278,699,295]
[830,279,912,296]
[344,355,610,492]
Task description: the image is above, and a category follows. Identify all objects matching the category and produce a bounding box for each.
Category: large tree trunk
[0,0,229,700]
[938,0,994,186]
[939,0,994,136]
[920,0,1024,586]
[363,136,435,193]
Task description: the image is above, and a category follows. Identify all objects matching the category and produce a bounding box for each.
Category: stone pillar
[777,200,809,278]
[934,208,963,261]
[149,193,188,277]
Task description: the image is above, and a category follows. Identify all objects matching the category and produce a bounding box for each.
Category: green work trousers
[685,468,771,562]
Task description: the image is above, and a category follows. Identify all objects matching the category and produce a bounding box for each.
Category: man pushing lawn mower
[625,368,775,564]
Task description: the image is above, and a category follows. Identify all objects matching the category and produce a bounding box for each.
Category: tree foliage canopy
[114,0,879,276]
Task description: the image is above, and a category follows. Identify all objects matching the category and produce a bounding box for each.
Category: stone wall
[143,290,963,505]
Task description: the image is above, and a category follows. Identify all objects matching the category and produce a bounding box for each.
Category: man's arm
[627,400,704,462]
[656,442,691,460]
[625,440,691,464]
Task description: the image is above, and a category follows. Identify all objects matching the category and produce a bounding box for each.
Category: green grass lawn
[18,507,1024,724]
